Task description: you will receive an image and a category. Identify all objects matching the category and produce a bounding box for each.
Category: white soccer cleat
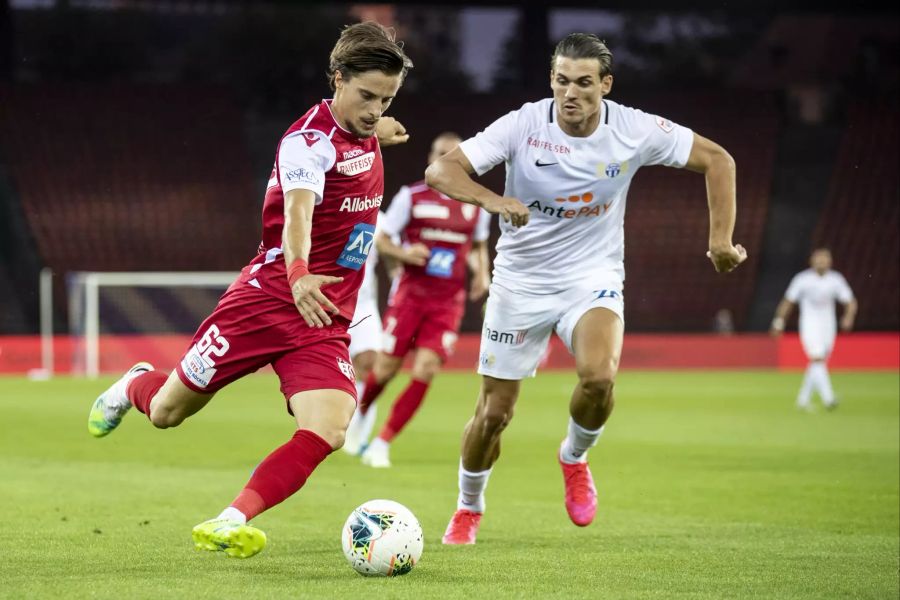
[361,438,391,468]
[343,405,377,456]
[87,362,154,437]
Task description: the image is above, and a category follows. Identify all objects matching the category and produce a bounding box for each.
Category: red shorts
[381,300,464,362]
[175,283,357,403]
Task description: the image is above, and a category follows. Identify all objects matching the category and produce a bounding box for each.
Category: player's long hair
[552,33,613,78]
[328,22,414,90]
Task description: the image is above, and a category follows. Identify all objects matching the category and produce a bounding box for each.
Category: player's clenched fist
[706,243,747,273]
[400,242,431,267]
[482,196,530,228]
[291,274,344,328]
[375,116,409,147]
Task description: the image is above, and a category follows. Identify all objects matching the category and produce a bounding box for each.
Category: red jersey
[239,100,384,321]
[381,180,491,307]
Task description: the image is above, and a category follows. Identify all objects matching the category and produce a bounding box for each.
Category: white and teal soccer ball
[341,499,423,577]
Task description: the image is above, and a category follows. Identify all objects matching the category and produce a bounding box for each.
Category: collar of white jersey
[549,99,610,132]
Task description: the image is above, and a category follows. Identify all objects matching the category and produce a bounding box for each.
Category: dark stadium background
[0,1,896,373]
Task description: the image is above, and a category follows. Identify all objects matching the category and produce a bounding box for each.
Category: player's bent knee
[148,404,185,429]
[578,373,615,403]
[315,427,347,450]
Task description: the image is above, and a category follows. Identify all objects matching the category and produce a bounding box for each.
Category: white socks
[797,366,815,407]
[457,461,492,513]
[799,361,835,406]
[368,437,390,452]
[809,361,835,405]
[217,506,247,524]
[560,418,604,464]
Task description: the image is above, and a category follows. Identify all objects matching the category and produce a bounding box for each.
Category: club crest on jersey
[336,152,375,176]
[337,222,376,270]
[597,161,629,179]
[336,357,355,381]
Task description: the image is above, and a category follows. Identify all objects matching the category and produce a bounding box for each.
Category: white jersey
[459,98,694,294]
[785,269,854,334]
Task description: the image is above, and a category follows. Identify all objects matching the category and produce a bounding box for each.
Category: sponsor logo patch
[426,248,457,279]
[656,116,674,133]
[483,326,527,345]
[337,222,376,270]
[339,194,382,212]
[285,167,319,185]
[412,203,451,220]
[526,136,571,154]
[181,346,217,389]
[342,148,364,160]
[336,152,375,176]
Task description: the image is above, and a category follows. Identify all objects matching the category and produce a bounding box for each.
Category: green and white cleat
[87,361,154,438]
[192,518,267,558]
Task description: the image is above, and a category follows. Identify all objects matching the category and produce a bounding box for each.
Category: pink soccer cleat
[559,444,598,527]
[441,509,482,545]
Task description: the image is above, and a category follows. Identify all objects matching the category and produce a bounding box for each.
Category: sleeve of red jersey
[632,108,694,169]
[474,208,492,242]
[381,186,412,237]
[457,109,521,176]
[278,130,337,204]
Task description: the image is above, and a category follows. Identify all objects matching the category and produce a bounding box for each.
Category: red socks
[379,379,430,443]
[357,370,385,415]
[230,429,334,521]
[126,371,167,417]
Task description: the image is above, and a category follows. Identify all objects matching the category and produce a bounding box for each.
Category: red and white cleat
[441,509,483,545]
[559,444,598,527]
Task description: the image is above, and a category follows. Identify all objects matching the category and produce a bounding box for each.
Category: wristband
[287,259,310,287]
[771,316,785,330]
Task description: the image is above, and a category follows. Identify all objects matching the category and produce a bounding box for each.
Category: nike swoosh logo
[535,159,557,167]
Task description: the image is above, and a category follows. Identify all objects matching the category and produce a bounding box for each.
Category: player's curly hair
[328,21,414,90]
[552,33,613,78]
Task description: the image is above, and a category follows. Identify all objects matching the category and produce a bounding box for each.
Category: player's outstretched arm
[425,147,529,228]
[375,116,409,147]
[283,189,343,328]
[770,298,795,337]
[684,133,747,273]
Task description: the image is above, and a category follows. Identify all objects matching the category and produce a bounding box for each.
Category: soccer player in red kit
[86,22,413,558]
[344,132,492,468]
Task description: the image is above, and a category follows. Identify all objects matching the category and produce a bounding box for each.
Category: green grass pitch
[0,370,897,599]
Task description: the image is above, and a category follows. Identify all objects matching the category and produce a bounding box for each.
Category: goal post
[66,271,239,378]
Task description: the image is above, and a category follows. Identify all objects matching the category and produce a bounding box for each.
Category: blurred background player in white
[770,248,857,410]
[347,132,492,468]
[343,212,387,455]
[425,33,747,544]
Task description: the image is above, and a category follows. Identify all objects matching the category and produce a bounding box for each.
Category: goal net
[66,271,239,378]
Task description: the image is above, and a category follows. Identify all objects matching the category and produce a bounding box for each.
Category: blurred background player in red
[343,132,493,468]
[86,22,412,558]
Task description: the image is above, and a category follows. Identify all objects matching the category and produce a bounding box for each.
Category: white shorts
[799,324,836,360]
[348,295,382,358]
[477,279,624,380]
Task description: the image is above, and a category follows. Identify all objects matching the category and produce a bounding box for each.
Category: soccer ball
[341,499,423,577]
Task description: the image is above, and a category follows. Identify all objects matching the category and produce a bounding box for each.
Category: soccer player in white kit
[343,215,387,455]
[770,248,857,410]
[425,33,748,544]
